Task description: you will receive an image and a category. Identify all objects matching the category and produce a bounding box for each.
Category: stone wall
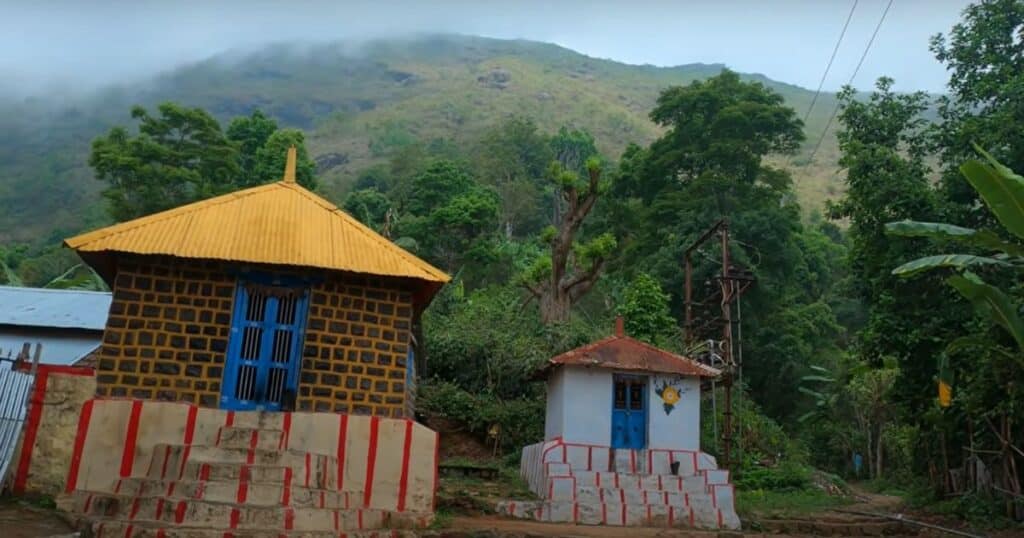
[8,367,95,495]
[95,255,415,417]
[96,257,234,406]
[300,278,413,418]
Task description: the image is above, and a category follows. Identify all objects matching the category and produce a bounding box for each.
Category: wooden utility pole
[684,220,753,469]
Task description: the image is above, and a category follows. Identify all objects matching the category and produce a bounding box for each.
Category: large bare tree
[523,159,615,324]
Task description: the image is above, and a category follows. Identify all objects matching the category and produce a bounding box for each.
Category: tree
[475,117,553,237]
[343,189,393,234]
[640,70,803,199]
[89,103,240,221]
[398,159,500,273]
[931,0,1024,227]
[250,129,317,189]
[617,273,676,344]
[226,110,278,180]
[522,159,616,324]
[887,149,1024,514]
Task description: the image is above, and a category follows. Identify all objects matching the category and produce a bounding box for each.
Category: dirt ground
[0,499,73,538]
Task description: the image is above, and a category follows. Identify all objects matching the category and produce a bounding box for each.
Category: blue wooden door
[221,284,308,411]
[611,376,647,449]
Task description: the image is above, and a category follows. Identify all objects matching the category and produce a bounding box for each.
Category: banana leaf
[892,254,1012,277]
[885,220,1024,257]
[947,272,1024,351]
[961,147,1024,240]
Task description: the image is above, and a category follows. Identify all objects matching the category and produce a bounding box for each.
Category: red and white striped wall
[64,399,438,514]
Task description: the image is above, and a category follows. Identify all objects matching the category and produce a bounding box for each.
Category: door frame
[220,273,311,411]
[610,373,649,449]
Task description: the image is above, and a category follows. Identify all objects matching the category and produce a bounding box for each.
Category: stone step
[570,487,711,507]
[151,443,336,468]
[80,494,400,531]
[89,519,419,538]
[109,478,358,509]
[171,459,339,491]
[216,426,287,451]
[552,471,714,492]
[496,499,739,530]
[152,448,339,489]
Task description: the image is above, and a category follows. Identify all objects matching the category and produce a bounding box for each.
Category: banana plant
[886,147,1024,404]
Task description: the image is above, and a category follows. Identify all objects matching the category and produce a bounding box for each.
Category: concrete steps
[86,519,419,538]
[509,441,740,530]
[110,478,357,509]
[64,421,431,534]
[497,499,732,528]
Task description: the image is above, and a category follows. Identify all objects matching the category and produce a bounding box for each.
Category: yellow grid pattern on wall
[96,257,234,406]
[95,255,416,418]
[299,278,414,418]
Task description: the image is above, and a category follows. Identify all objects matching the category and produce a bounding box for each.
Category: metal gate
[0,344,40,491]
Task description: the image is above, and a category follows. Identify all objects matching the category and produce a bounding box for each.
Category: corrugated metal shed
[65,178,449,287]
[546,321,720,378]
[0,286,111,330]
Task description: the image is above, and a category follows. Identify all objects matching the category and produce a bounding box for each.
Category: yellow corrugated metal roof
[65,180,449,285]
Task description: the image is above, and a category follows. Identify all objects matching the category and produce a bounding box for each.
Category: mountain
[0,34,844,243]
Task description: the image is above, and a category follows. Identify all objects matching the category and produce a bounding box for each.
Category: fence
[0,343,40,491]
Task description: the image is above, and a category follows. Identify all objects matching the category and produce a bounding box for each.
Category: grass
[736,488,853,520]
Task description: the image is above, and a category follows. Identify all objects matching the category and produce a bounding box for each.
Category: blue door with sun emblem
[611,375,647,449]
[221,279,309,411]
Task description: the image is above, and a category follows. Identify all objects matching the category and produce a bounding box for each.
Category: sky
[0,0,972,97]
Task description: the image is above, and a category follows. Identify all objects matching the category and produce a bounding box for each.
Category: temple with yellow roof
[65,147,449,417]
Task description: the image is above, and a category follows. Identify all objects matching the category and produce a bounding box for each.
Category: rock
[478,68,511,89]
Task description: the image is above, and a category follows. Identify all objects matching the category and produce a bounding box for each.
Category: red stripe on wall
[159,445,170,479]
[175,501,187,524]
[246,430,258,465]
[362,416,380,508]
[119,400,144,478]
[284,507,294,530]
[183,405,198,445]
[229,508,240,529]
[396,420,413,512]
[281,467,292,506]
[304,453,311,488]
[280,412,292,451]
[64,399,95,493]
[336,414,348,491]
[13,369,49,493]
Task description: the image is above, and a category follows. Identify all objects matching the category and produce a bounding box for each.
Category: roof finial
[615,315,625,337]
[283,145,297,183]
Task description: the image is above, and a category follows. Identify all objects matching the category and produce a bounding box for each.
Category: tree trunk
[875,425,884,480]
[540,286,571,324]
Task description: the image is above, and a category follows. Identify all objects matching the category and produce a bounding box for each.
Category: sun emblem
[654,378,686,415]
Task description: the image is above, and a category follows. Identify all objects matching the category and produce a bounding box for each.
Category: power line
[808,0,895,162]
[804,0,859,123]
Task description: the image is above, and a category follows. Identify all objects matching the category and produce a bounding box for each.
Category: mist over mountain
[0,34,843,243]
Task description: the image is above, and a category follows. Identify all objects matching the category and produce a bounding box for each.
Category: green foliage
[89,102,317,222]
[616,273,675,344]
[90,103,240,221]
[418,380,545,452]
[227,110,278,180]
[735,460,812,491]
[342,189,392,231]
[251,129,317,189]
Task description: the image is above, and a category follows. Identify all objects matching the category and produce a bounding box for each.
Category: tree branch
[564,258,606,301]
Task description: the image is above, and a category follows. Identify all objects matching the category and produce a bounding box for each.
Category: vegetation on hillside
[3,1,1024,528]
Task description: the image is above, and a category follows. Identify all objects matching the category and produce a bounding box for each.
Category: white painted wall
[551,367,613,446]
[544,367,565,440]
[544,367,702,451]
[647,374,701,451]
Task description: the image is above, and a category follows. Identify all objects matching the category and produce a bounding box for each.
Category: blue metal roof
[0,286,111,330]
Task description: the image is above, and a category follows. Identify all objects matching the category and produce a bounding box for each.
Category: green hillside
[0,34,842,243]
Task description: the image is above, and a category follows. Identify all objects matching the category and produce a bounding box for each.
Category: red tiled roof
[546,333,720,377]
